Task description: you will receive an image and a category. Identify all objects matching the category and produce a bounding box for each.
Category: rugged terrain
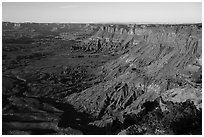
[2,22,202,135]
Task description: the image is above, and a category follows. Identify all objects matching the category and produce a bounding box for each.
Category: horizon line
[2,21,202,25]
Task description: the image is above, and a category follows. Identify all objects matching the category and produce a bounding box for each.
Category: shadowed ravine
[38,97,107,135]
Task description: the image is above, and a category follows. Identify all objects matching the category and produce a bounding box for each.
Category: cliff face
[81,24,201,54]
[66,24,202,134]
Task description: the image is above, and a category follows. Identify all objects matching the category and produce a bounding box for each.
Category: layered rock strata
[66,24,202,134]
[82,24,201,54]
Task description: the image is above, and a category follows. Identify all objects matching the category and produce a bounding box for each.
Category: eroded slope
[66,24,202,134]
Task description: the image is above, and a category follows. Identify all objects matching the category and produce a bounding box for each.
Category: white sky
[2,2,202,23]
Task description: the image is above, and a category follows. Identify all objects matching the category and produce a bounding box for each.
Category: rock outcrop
[66,24,202,134]
[81,24,201,54]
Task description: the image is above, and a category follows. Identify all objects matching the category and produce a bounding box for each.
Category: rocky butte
[66,23,202,134]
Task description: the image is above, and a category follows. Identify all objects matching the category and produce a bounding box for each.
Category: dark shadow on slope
[37,97,107,135]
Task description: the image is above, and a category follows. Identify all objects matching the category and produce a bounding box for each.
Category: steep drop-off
[66,24,202,134]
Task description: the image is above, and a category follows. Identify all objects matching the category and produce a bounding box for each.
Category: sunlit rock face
[66,24,202,134]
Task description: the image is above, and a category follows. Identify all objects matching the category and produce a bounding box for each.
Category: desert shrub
[134,100,202,135]
[161,100,202,134]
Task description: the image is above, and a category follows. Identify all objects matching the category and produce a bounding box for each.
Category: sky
[2,2,202,23]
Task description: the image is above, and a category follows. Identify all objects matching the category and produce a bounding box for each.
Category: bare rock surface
[2,23,202,135]
[65,24,202,134]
